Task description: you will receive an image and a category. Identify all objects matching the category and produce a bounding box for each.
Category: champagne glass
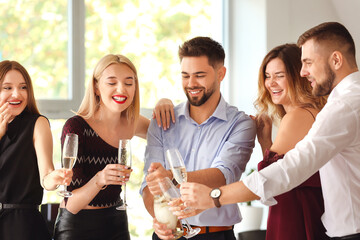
[166,148,194,212]
[57,133,78,197]
[166,148,187,184]
[154,194,184,240]
[158,177,200,239]
[116,139,132,210]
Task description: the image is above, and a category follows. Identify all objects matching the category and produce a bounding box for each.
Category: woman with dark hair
[252,43,328,240]
[0,60,72,240]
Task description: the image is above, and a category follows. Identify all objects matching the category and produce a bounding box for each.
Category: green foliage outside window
[0,0,217,238]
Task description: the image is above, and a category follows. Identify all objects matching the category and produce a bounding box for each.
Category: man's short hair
[178,36,225,69]
[297,22,356,62]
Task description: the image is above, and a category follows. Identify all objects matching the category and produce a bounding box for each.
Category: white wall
[227,0,360,233]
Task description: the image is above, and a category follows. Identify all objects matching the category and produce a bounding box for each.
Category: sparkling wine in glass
[58,133,78,198]
[166,148,187,184]
[116,139,132,210]
[154,194,184,240]
[158,177,200,239]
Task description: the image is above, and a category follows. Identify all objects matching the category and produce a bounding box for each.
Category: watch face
[211,188,221,198]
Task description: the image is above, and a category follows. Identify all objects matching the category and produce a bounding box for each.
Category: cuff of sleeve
[139,178,148,196]
[243,171,277,206]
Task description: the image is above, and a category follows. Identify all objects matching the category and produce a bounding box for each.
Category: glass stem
[123,184,127,206]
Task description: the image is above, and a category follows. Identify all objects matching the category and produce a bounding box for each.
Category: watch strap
[172,178,179,187]
[213,197,221,208]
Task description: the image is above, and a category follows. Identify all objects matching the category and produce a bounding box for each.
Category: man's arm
[142,186,155,217]
[179,181,259,212]
[187,168,226,188]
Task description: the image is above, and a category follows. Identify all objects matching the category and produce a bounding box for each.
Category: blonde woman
[54,54,171,239]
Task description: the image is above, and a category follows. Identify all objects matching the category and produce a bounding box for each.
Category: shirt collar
[178,95,228,122]
[328,71,360,101]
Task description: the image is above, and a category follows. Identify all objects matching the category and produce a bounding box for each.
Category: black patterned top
[61,115,121,207]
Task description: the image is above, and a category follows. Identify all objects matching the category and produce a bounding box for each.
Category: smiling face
[300,39,336,96]
[0,69,28,118]
[264,58,292,108]
[96,63,136,114]
[181,56,221,107]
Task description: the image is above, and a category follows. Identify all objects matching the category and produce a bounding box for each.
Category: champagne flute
[57,133,78,198]
[166,148,187,184]
[158,177,200,239]
[116,139,132,210]
[166,148,195,213]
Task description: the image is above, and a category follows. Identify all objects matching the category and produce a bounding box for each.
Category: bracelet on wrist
[95,173,107,190]
[42,172,50,190]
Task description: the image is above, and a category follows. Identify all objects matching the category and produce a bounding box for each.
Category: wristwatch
[172,178,179,187]
[210,188,222,208]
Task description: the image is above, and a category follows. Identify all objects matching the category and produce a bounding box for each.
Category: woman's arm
[270,108,316,154]
[64,164,131,214]
[135,115,150,139]
[0,102,12,140]
[152,98,175,130]
[33,116,72,190]
[135,98,176,139]
[252,114,273,156]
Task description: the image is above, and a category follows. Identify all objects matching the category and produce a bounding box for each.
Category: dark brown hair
[178,37,225,69]
[0,60,40,114]
[297,22,356,66]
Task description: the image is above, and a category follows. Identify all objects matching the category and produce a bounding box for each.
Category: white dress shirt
[244,71,360,237]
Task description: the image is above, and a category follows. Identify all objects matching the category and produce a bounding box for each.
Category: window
[1,0,224,238]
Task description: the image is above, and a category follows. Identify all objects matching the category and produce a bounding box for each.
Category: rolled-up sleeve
[140,119,165,195]
[211,116,256,184]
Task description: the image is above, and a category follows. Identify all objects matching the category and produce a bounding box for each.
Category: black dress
[0,111,51,240]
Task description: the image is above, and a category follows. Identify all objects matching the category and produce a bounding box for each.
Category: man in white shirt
[179,22,360,239]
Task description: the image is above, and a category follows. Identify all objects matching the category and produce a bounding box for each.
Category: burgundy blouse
[258,149,329,240]
[61,115,121,207]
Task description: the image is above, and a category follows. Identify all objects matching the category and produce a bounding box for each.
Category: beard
[312,64,336,96]
[185,85,216,107]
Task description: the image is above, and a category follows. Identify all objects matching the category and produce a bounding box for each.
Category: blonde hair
[77,54,140,123]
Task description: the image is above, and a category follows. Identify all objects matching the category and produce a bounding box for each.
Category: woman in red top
[253,44,329,240]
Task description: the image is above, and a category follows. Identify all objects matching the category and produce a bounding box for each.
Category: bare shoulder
[34,116,51,131]
[138,115,150,126]
[34,116,52,141]
[271,108,318,154]
[280,108,317,130]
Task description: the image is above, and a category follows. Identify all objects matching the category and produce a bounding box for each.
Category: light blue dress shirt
[141,96,256,226]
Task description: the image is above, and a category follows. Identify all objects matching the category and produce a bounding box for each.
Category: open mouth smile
[112,95,127,104]
[8,101,21,105]
[271,89,283,95]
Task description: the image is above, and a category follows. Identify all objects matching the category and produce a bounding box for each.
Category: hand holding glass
[116,139,132,210]
[58,133,78,197]
[158,177,200,239]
